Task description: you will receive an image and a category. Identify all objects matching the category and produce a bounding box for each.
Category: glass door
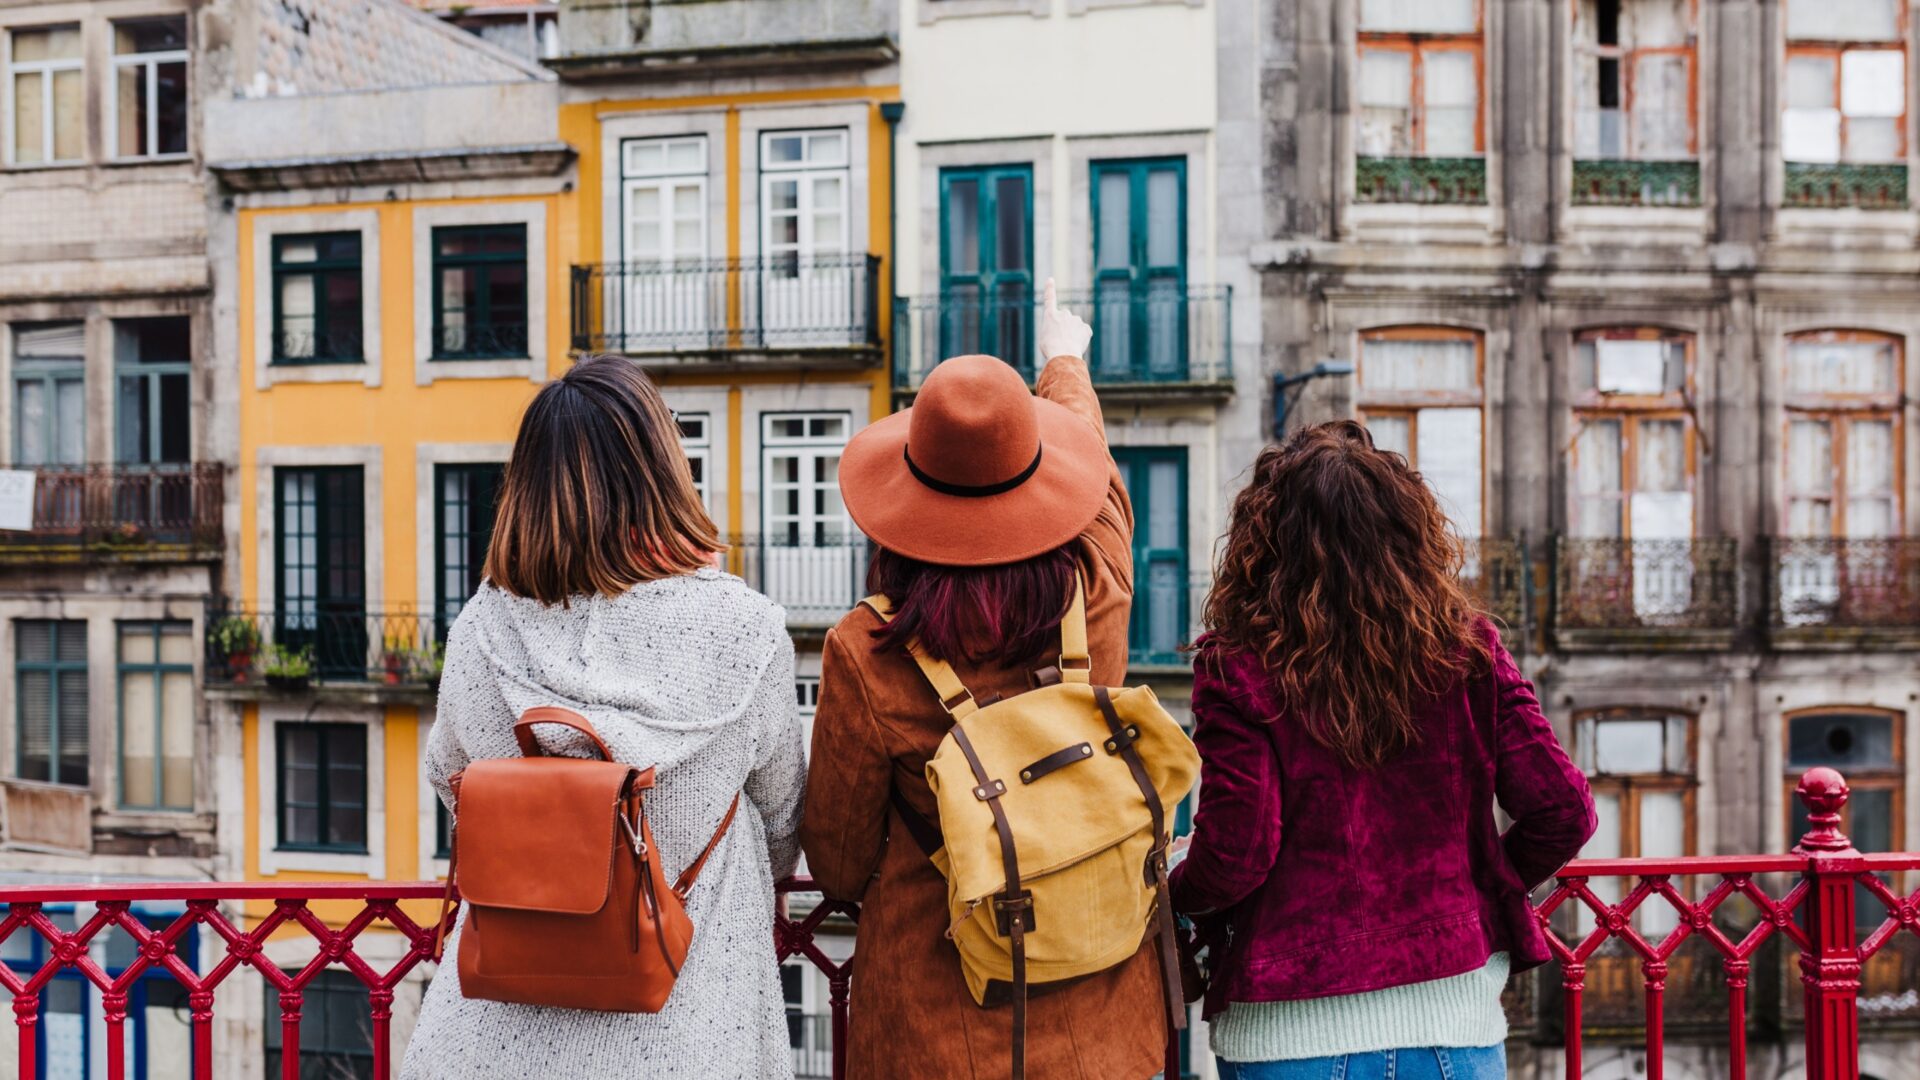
[759,130,852,347]
[1091,158,1187,381]
[939,165,1033,372]
[276,467,367,680]
[622,136,711,349]
[760,413,862,625]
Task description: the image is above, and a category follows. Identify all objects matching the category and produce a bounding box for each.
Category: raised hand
[1036,277,1093,363]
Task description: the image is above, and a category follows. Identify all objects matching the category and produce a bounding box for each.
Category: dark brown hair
[484,355,721,603]
[1203,420,1490,769]
[867,545,1078,667]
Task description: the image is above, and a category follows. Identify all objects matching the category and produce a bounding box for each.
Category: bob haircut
[1203,420,1490,770]
[484,355,722,603]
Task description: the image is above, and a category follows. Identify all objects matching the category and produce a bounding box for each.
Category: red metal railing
[2,767,1914,1080]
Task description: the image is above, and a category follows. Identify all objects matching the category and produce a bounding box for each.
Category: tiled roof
[251,0,551,96]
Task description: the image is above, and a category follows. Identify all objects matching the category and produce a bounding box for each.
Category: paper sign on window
[1594,339,1667,395]
[0,470,36,531]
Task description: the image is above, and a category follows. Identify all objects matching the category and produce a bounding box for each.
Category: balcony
[203,606,440,703]
[1571,160,1701,208]
[1552,538,1741,650]
[893,287,1232,399]
[552,0,896,79]
[726,534,871,633]
[570,256,882,371]
[0,464,222,565]
[1,771,1912,1080]
[1354,156,1487,205]
[1462,537,1532,646]
[1769,538,1920,650]
[1783,162,1908,210]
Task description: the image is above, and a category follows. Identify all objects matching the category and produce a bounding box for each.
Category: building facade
[1255,1,1920,1078]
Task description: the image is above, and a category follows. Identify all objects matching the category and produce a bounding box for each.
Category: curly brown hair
[1202,420,1491,769]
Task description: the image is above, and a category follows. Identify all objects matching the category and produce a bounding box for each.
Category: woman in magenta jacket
[1171,421,1596,1080]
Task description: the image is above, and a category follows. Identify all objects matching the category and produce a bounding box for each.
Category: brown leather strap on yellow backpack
[949,723,1031,1080]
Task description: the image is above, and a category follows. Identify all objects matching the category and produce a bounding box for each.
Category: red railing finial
[1794,766,1856,855]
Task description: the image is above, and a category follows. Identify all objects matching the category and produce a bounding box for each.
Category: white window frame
[678,411,713,512]
[107,18,189,163]
[622,135,709,266]
[760,411,853,544]
[759,129,852,266]
[5,24,84,167]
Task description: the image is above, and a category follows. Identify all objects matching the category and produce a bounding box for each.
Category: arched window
[1356,326,1484,536]
[1782,331,1903,539]
[1785,708,1906,937]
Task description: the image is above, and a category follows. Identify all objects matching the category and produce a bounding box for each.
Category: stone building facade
[1248,1,1920,1077]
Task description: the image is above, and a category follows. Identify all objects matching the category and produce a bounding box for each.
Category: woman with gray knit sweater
[1172,421,1596,1080]
[400,356,808,1080]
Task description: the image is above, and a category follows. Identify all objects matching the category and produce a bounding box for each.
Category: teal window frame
[116,620,194,812]
[1113,447,1189,666]
[15,619,89,788]
[1089,157,1188,381]
[12,323,86,467]
[434,462,505,637]
[275,721,368,854]
[274,466,367,679]
[430,224,530,360]
[112,317,192,466]
[938,164,1034,372]
[270,232,364,365]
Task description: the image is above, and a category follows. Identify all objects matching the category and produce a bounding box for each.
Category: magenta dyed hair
[866,545,1079,667]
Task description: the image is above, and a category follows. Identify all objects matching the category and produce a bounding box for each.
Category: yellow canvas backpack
[864,575,1201,1080]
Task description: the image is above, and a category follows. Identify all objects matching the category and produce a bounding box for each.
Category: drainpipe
[879,101,906,381]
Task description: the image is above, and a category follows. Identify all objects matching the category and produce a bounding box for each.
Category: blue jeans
[1217,1045,1506,1080]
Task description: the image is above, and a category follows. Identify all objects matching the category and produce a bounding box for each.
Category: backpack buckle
[993,889,1037,936]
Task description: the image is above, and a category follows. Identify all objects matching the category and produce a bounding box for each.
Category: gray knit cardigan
[401,569,806,1080]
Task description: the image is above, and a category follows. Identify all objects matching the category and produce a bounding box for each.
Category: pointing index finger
[1043,277,1057,314]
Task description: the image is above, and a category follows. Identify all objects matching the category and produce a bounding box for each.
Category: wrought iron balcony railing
[724,533,872,630]
[1769,538,1920,644]
[570,256,881,358]
[1571,160,1702,207]
[1784,162,1909,210]
[893,286,1231,393]
[1553,537,1741,644]
[0,464,222,561]
[2,772,1912,1080]
[433,322,530,360]
[1462,537,1532,639]
[204,606,441,690]
[272,328,365,365]
[1355,155,1488,205]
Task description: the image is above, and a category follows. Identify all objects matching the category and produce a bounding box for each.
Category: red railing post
[1561,960,1584,1080]
[189,988,215,1080]
[14,993,38,1080]
[1794,766,1862,1080]
[103,989,128,1080]
[279,990,304,1080]
[371,987,395,1080]
[1724,958,1750,1080]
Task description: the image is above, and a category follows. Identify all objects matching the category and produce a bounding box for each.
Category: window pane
[1630,53,1692,159]
[1636,420,1688,493]
[1358,50,1414,155]
[1788,339,1897,395]
[1841,50,1904,117]
[14,26,82,62]
[1366,414,1411,459]
[1097,171,1131,270]
[114,18,185,54]
[1574,419,1624,538]
[1361,337,1477,391]
[16,380,47,466]
[123,669,158,807]
[1594,339,1668,395]
[1641,791,1688,857]
[1416,407,1481,536]
[1423,50,1478,155]
[1145,168,1180,268]
[12,71,44,164]
[945,178,979,276]
[51,68,83,161]
[161,669,194,808]
[1359,0,1475,33]
[995,175,1028,271]
[1147,460,1181,550]
[1789,0,1899,40]
[1788,712,1896,769]
[116,66,145,156]
[1595,718,1667,774]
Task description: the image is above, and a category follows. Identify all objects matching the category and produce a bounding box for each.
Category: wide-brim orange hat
[840,354,1109,566]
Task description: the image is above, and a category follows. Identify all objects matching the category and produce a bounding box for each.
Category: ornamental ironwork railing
[570,255,882,355]
[893,287,1232,392]
[1783,162,1909,210]
[1354,155,1488,205]
[271,327,365,365]
[204,605,442,688]
[1770,538,1920,637]
[0,464,223,559]
[3,773,1912,1080]
[1462,536,1531,638]
[432,321,529,360]
[1553,537,1741,636]
[723,534,872,630]
[1571,160,1702,207]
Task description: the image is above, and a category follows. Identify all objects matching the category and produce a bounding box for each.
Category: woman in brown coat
[800,281,1168,1079]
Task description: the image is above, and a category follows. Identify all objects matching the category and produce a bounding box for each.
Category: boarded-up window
[1357,5,1482,158]
[1575,0,1697,160]
[1783,332,1903,538]
[1576,710,1695,936]
[1359,329,1484,536]
[1785,0,1900,42]
[1784,1,1906,164]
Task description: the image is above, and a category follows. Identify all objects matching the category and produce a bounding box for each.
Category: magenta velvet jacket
[1168,622,1596,1017]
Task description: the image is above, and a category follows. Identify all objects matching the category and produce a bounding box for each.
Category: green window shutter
[1089,158,1189,382]
[938,165,1034,370]
[1112,448,1189,666]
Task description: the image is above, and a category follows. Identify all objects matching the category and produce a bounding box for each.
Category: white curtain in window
[1631,53,1693,159]
[1841,50,1905,163]
[1783,55,1842,162]
[1625,0,1692,48]
[1423,51,1479,155]
[1416,407,1482,537]
[1366,414,1411,460]
[1786,418,1836,537]
[1636,790,1687,935]
[1845,419,1897,537]
[1594,339,1668,394]
[1787,339,1896,395]
[1359,0,1475,33]
[1578,792,1624,935]
[1788,0,1899,42]
[1573,420,1624,538]
[1361,337,1477,391]
[1357,50,1413,155]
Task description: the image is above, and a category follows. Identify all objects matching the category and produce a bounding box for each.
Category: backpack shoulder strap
[1058,574,1091,684]
[860,594,980,720]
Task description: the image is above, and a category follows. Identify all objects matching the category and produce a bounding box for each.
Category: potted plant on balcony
[412,641,447,693]
[380,633,415,686]
[212,617,262,682]
[263,644,314,692]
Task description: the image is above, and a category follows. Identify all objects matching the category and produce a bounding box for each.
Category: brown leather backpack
[432,707,737,1013]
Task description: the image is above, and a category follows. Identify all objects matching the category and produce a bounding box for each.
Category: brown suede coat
[799,356,1166,1080]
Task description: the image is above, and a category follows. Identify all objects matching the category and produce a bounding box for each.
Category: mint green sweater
[1207,953,1511,1063]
